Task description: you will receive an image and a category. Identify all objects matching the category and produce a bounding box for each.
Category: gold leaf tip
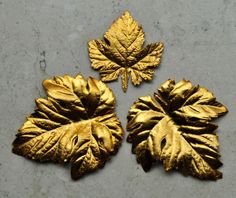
[122,10,132,18]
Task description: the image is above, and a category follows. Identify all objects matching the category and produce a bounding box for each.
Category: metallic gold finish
[127,79,228,180]
[88,11,164,92]
[12,74,124,180]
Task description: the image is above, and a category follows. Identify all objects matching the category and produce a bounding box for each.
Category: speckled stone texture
[0,0,236,198]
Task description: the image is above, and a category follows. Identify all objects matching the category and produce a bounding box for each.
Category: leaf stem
[121,69,128,92]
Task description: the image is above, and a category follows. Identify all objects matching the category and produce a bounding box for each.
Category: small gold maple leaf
[88,11,164,92]
[127,79,228,180]
[12,74,123,180]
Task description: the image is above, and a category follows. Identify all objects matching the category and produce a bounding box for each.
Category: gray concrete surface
[0,0,236,197]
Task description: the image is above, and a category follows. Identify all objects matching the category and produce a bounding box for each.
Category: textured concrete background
[0,0,236,197]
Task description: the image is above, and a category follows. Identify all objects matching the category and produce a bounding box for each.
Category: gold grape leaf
[88,11,164,92]
[12,74,123,180]
[127,79,228,180]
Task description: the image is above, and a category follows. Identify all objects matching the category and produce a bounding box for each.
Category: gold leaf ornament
[127,79,228,180]
[12,74,124,180]
[88,11,164,92]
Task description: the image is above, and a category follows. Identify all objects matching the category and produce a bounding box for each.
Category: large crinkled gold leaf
[127,79,228,180]
[12,74,123,180]
[88,11,164,92]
